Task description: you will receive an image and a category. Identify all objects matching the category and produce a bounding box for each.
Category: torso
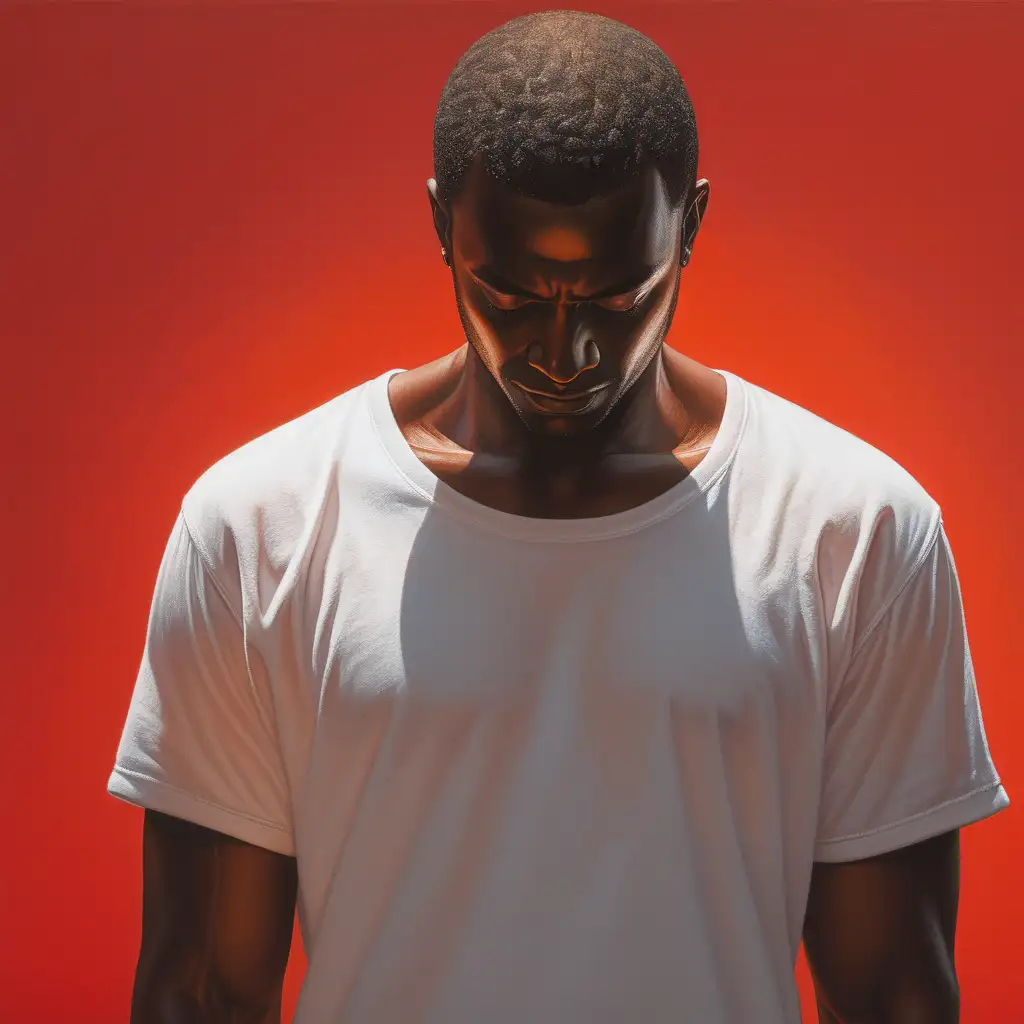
[387,346,727,519]
[154,361,964,1024]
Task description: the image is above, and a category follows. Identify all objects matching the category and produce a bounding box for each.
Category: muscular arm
[803,830,960,1024]
[130,809,298,1024]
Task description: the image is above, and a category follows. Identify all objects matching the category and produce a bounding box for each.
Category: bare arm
[803,829,960,1024]
[130,809,298,1024]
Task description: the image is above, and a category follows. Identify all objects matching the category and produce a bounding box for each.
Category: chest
[313,519,824,721]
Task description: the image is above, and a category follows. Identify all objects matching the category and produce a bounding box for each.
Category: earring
[440,246,451,267]
[682,246,692,267]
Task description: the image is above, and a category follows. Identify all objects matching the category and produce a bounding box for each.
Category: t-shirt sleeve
[814,518,1008,863]
[107,509,295,855]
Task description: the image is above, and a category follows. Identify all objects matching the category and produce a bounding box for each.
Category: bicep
[131,809,298,1023]
[803,830,960,1022]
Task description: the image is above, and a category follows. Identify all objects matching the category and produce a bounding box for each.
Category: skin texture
[131,161,962,1021]
[389,161,725,520]
[130,810,297,1023]
[805,831,961,1023]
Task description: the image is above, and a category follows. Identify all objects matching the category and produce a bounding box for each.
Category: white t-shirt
[109,367,1008,1023]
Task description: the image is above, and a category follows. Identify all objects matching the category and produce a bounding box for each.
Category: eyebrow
[469,265,661,302]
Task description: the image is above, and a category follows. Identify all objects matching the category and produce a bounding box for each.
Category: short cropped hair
[433,10,699,208]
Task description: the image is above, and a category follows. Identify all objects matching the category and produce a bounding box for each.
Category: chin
[513,396,615,439]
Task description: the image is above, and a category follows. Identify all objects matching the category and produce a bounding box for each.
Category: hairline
[440,157,693,214]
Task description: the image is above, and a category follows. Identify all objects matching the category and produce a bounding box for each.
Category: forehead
[450,162,681,272]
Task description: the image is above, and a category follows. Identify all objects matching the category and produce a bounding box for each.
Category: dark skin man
[132,158,961,1023]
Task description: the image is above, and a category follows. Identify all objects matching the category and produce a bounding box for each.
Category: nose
[526,317,601,386]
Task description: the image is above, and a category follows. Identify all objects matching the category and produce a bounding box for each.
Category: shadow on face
[438,161,695,440]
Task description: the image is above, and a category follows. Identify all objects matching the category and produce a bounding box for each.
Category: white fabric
[109,367,1008,1023]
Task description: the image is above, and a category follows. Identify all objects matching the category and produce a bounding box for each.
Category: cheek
[616,280,678,348]
[616,282,680,372]
[453,284,494,340]
[454,279,528,350]
[461,301,492,342]
[453,287,522,377]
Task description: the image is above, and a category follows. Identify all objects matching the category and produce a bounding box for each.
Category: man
[109,11,1008,1023]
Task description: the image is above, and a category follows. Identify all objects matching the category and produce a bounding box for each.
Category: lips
[510,379,611,415]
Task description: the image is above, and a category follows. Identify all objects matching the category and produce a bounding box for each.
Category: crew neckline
[367,365,748,543]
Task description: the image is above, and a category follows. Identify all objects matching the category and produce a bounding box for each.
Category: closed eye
[478,281,650,315]
[592,283,657,315]
[483,292,532,313]
[593,292,643,314]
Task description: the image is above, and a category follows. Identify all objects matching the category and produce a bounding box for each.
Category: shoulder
[179,378,374,597]
[732,375,942,616]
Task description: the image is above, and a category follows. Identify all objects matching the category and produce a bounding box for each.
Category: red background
[1,2,1020,1019]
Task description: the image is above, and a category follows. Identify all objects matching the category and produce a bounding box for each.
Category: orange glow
[529,225,593,262]
[1,3,1018,1021]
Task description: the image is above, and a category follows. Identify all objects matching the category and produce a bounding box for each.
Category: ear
[680,178,710,268]
[426,178,452,250]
